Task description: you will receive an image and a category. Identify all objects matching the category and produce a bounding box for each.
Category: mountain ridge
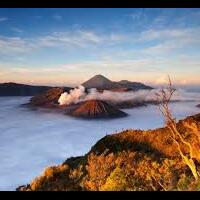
[0,74,153,96]
[82,74,153,90]
[0,82,72,96]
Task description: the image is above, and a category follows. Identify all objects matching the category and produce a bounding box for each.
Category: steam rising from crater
[58,85,200,106]
[58,85,86,105]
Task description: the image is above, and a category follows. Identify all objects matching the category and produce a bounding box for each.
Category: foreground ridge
[18,113,200,191]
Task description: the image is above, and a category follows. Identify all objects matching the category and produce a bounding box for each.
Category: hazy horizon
[1,74,200,92]
[0,8,200,87]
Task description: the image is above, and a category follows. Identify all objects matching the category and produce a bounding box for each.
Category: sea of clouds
[0,91,199,190]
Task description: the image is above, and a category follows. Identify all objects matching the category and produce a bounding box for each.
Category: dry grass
[19,112,200,191]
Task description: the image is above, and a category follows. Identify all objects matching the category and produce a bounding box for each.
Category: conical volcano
[69,100,127,119]
[82,74,115,90]
[82,74,153,91]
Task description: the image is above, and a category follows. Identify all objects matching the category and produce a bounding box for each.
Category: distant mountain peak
[88,74,111,82]
[82,74,153,90]
[82,74,113,89]
[93,74,108,78]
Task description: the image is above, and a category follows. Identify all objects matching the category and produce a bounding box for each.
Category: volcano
[82,74,153,91]
[82,74,115,90]
[68,100,127,119]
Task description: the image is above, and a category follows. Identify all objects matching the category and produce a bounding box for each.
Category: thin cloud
[140,29,188,41]
[0,29,130,56]
[139,27,200,57]
[0,17,8,22]
[35,16,42,19]
[0,36,36,54]
[0,30,102,55]
[0,26,200,69]
[109,33,128,42]
[11,27,24,34]
[53,14,63,20]
[37,31,101,48]
[129,8,146,21]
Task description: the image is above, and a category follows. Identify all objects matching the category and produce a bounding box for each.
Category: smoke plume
[58,85,86,105]
[58,85,200,106]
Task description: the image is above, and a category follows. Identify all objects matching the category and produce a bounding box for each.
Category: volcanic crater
[67,99,128,119]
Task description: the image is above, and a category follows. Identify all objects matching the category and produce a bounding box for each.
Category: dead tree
[156,76,199,180]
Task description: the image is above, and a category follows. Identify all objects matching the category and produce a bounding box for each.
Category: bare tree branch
[157,76,199,180]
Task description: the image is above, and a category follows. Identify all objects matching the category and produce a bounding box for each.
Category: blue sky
[0,8,200,87]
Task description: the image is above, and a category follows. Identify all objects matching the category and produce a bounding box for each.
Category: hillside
[18,113,200,191]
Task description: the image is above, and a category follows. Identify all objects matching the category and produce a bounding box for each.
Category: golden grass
[18,113,200,191]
